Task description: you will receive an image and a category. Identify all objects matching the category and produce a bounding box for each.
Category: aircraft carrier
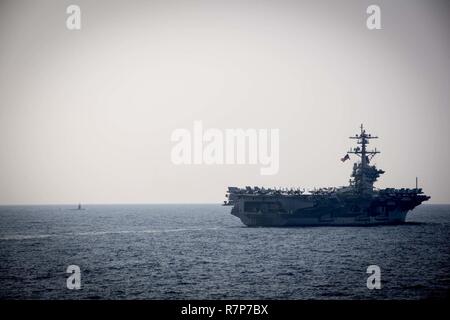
[224,125,430,226]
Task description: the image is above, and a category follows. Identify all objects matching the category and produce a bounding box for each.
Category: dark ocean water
[0,204,449,300]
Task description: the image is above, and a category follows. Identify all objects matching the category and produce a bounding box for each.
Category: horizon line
[0,202,224,206]
[0,202,448,207]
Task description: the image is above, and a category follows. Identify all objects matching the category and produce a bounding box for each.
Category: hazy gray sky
[0,0,449,204]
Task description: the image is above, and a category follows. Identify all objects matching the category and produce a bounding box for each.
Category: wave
[0,227,222,241]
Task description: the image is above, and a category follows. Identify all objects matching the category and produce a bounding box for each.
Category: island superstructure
[224,125,430,226]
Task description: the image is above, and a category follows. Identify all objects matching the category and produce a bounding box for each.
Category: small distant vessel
[224,125,430,226]
[69,203,85,211]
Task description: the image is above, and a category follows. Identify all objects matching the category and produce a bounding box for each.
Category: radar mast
[347,124,384,194]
